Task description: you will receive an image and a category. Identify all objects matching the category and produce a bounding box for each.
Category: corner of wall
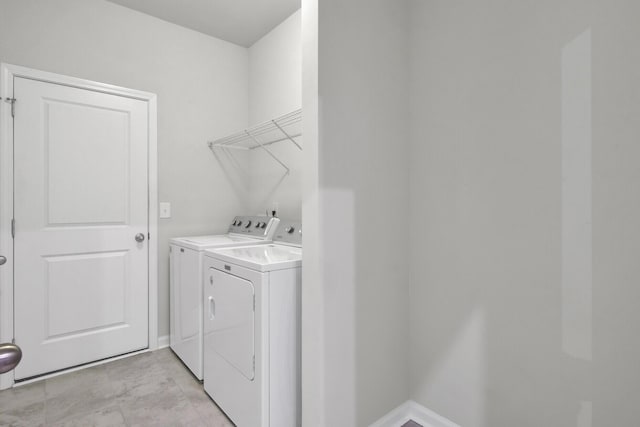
[368,400,460,427]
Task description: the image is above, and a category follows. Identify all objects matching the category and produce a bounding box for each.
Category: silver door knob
[0,255,6,266]
[0,343,22,374]
[135,233,145,242]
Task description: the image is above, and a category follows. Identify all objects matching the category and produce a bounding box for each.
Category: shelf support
[272,120,302,150]
[244,130,290,174]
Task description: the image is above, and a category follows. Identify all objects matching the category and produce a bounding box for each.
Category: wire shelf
[208,109,302,173]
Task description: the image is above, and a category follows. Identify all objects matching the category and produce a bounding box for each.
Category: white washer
[169,215,279,380]
[203,220,302,427]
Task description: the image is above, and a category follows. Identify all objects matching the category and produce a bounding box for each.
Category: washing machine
[169,215,279,380]
[202,220,302,427]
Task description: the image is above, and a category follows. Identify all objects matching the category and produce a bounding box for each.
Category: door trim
[0,63,158,389]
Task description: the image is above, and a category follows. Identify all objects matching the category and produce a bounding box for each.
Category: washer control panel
[273,220,302,246]
[228,216,280,238]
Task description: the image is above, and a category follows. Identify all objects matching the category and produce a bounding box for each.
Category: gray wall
[408,0,640,425]
[0,0,249,339]
[303,0,411,425]
[591,0,640,424]
[304,0,640,425]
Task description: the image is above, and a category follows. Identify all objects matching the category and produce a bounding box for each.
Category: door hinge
[11,218,15,239]
[4,97,16,118]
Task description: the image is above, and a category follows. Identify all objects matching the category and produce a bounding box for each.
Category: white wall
[408,0,640,425]
[303,0,410,425]
[249,10,302,125]
[248,10,302,219]
[0,0,249,339]
[300,0,323,425]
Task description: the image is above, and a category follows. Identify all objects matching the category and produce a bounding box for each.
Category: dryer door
[207,268,255,380]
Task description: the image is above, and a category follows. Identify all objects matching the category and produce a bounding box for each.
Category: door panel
[208,268,255,380]
[46,99,130,225]
[13,77,149,379]
[45,251,128,338]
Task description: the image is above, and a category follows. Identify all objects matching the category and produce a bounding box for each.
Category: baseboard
[408,401,459,427]
[157,335,170,349]
[369,400,459,427]
[369,401,413,427]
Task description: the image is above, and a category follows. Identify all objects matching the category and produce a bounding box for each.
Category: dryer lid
[205,244,302,272]
[170,234,260,250]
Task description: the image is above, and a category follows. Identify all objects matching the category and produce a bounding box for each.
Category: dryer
[169,215,279,380]
[202,220,302,427]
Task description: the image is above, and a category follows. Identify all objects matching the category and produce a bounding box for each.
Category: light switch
[159,202,171,219]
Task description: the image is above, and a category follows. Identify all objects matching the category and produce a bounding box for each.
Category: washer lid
[169,234,265,251]
[205,243,302,272]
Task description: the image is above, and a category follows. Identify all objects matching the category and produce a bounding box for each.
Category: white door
[206,268,255,380]
[13,77,149,379]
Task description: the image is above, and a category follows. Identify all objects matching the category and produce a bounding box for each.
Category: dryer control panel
[273,220,302,246]
[228,216,280,239]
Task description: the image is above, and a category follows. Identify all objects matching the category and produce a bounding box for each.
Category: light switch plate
[159,202,171,219]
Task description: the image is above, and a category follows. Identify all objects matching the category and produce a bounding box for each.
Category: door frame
[0,63,158,389]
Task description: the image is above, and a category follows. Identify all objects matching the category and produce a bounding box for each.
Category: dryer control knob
[245,221,252,228]
[237,221,242,227]
[286,226,295,234]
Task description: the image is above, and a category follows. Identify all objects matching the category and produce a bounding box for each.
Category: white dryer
[202,220,302,427]
[169,215,279,380]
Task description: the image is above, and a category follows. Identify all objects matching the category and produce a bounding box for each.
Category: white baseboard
[369,401,413,427]
[369,400,459,427]
[157,335,170,349]
[408,400,460,427]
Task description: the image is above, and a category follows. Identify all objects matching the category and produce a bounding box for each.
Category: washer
[169,215,279,380]
[203,220,302,427]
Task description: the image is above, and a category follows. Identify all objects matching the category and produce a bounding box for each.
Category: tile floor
[0,349,233,426]
[0,350,425,427]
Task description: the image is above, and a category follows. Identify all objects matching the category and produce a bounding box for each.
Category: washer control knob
[237,220,242,227]
[255,222,261,228]
[245,221,252,228]
[286,226,295,234]
[232,220,237,226]
[261,222,267,229]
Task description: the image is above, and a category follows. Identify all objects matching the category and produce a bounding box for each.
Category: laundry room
[0,0,303,425]
[3,0,640,426]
